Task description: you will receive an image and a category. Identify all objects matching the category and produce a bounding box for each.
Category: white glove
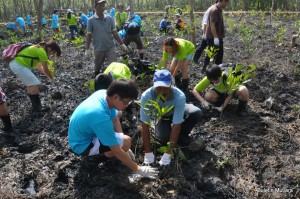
[121,44,128,52]
[127,149,135,161]
[143,152,154,165]
[215,106,223,112]
[159,153,171,166]
[202,34,206,40]
[214,38,220,46]
[201,101,210,109]
[136,165,159,179]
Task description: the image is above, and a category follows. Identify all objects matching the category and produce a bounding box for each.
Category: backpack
[2,42,32,63]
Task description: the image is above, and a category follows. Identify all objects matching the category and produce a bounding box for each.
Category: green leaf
[157,146,168,153]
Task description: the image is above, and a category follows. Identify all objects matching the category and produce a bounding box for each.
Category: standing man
[140,70,203,166]
[203,0,230,72]
[68,79,158,178]
[51,9,60,34]
[109,4,116,19]
[85,0,127,77]
[193,1,217,70]
[26,12,33,31]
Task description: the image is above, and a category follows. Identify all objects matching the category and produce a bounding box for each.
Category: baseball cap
[67,9,73,13]
[95,0,106,5]
[175,13,181,16]
[153,70,172,88]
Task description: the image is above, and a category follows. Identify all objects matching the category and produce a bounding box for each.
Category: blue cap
[153,70,172,88]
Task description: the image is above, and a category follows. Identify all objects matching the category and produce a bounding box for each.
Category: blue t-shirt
[131,14,142,27]
[68,90,118,154]
[160,19,168,28]
[89,10,94,17]
[6,22,16,30]
[42,17,46,25]
[140,86,186,125]
[110,7,116,19]
[16,17,25,27]
[27,15,32,25]
[80,14,88,26]
[51,14,59,28]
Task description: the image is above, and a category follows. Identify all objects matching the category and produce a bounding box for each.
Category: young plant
[226,63,257,94]
[216,156,230,169]
[204,46,219,62]
[84,79,95,93]
[71,37,84,54]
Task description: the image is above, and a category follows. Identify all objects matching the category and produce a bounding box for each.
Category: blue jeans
[69,25,79,39]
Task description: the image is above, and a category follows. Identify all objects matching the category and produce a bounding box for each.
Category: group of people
[1,0,250,180]
[159,13,185,34]
[5,13,47,35]
[68,0,249,180]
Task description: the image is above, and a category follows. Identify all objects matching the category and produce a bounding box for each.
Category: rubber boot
[0,115,12,132]
[181,78,189,93]
[28,94,50,112]
[237,100,247,117]
[174,75,182,89]
[139,53,144,60]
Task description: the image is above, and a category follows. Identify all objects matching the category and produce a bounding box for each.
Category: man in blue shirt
[159,15,171,33]
[26,12,33,30]
[51,9,60,34]
[140,70,203,166]
[6,22,16,32]
[109,4,116,19]
[68,79,158,178]
[15,15,26,35]
[79,13,88,29]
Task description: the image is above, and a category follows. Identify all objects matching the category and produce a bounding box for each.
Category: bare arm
[113,117,122,132]
[221,94,233,111]
[109,145,139,171]
[38,61,53,79]
[141,122,152,153]
[192,88,206,103]
[86,33,92,49]
[210,21,218,38]
[169,59,179,76]
[112,30,124,45]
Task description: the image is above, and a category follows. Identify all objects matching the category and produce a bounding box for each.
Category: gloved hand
[121,44,128,53]
[136,165,159,179]
[159,153,171,166]
[201,101,210,110]
[143,152,154,165]
[202,34,206,40]
[214,38,220,46]
[127,149,135,161]
[215,106,223,112]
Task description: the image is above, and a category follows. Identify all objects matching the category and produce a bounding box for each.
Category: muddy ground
[0,13,300,199]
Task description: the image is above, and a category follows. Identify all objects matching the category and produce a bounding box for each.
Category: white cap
[67,9,73,13]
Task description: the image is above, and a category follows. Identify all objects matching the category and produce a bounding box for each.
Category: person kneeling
[192,65,249,117]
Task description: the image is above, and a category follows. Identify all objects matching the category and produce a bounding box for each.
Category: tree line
[1,0,300,22]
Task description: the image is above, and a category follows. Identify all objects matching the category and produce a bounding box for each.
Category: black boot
[0,115,12,132]
[139,53,144,60]
[28,94,50,112]
[181,79,189,93]
[175,75,182,89]
[237,100,247,117]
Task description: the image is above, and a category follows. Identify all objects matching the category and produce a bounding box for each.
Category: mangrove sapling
[204,46,219,63]
[219,63,257,118]
[71,37,84,55]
